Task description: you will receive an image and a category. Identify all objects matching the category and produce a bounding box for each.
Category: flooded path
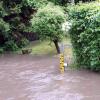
[0,54,100,100]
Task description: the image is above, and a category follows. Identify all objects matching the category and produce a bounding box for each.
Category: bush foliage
[0,0,37,52]
[4,40,18,51]
[68,2,100,71]
[31,3,65,41]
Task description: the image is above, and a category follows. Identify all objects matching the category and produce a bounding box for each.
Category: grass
[17,40,57,55]
[31,41,57,55]
[17,38,73,57]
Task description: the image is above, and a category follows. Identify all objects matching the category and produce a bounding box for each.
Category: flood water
[0,54,100,100]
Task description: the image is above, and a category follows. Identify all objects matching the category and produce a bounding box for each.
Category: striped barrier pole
[59,43,65,73]
[60,53,65,73]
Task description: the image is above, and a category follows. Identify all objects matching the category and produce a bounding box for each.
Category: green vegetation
[0,0,97,53]
[0,0,67,53]
[0,48,4,54]
[16,40,56,55]
[48,0,96,5]
[0,0,35,51]
[31,39,73,56]
[31,3,66,53]
[29,41,56,55]
[67,2,100,71]
[17,38,72,55]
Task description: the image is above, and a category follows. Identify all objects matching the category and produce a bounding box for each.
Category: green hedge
[68,2,100,71]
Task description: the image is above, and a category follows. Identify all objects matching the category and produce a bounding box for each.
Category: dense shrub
[0,0,40,52]
[4,40,18,51]
[18,38,29,48]
[0,48,4,54]
[47,0,61,4]
[24,0,48,8]
[68,2,100,71]
[0,19,10,38]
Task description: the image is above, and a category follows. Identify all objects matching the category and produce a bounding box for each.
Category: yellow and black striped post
[60,53,65,73]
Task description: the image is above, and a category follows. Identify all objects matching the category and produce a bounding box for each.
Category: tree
[31,3,66,53]
[0,0,37,51]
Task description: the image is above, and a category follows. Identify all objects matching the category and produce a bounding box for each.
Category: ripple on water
[53,74,80,83]
[6,97,15,100]
[28,92,84,100]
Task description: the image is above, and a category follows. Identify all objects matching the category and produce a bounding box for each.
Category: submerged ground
[0,54,100,100]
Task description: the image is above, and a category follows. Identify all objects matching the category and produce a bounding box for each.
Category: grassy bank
[17,38,72,56]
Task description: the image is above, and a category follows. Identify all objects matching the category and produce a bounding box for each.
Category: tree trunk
[53,40,60,54]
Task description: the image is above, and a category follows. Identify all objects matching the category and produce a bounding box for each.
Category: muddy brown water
[0,54,100,100]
